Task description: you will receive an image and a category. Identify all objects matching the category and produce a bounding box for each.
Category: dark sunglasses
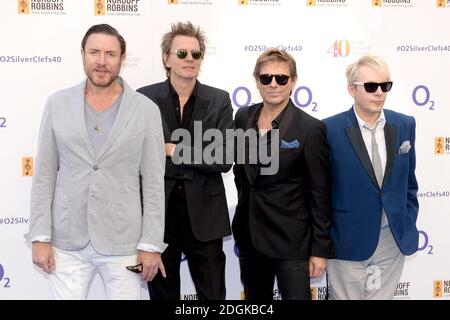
[258,74,290,86]
[173,49,203,60]
[126,263,143,274]
[353,81,393,93]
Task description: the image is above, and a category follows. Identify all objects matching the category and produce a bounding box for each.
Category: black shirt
[169,81,197,129]
[168,80,198,191]
[249,103,288,179]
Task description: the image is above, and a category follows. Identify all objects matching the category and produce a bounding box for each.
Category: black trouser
[239,247,311,300]
[148,181,226,300]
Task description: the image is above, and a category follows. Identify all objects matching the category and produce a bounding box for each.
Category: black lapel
[243,106,258,185]
[383,122,396,187]
[156,80,178,136]
[278,100,295,141]
[345,121,379,189]
[188,82,207,135]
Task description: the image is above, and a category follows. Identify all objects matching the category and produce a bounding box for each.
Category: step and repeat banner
[1,0,449,300]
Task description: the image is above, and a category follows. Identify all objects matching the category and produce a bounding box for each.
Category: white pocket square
[398,140,411,154]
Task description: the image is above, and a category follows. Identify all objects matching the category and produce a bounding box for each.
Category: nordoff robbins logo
[18,0,64,14]
[171,121,280,175]
[95,0,141,16]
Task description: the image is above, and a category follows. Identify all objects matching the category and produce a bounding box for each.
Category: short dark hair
[81,24,126,55]
[161,21,206,77]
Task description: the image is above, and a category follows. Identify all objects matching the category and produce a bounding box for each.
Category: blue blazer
[324,107,419,261]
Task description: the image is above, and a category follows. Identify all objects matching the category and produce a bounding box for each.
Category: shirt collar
[168,79,198,99]
[353,105,386,131]
[252,101,290,129]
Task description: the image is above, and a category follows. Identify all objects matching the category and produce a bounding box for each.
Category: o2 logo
[412,85,435,110]
[0,117,6,128]
[232,86,318,111]
[418,230,433,255]
[293,86,318,111]
[327,40,350,58]
[233,87,252,108]
[0,264,11,288]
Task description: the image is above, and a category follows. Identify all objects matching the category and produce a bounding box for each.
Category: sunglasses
[173,49,203,60]
[258,74,290,86]
[126,263,143,274]
[353,81,393,93]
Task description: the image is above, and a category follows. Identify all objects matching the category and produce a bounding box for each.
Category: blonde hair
[345,55,391,84]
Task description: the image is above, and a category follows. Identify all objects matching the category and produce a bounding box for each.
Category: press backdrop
[1,0,449,300]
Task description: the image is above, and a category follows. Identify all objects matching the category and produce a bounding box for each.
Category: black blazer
[233,100,335,260]
[137,79,233,242]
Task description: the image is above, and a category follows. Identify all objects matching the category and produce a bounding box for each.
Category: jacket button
[93,165,99,171]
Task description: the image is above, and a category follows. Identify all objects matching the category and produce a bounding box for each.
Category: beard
[87,69,118,88]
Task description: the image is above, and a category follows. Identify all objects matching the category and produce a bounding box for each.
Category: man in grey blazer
[25,24,167,299]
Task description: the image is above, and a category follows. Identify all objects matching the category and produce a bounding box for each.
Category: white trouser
[49,242,141,300]
[327,226,405,300]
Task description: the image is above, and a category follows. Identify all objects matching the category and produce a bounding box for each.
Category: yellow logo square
[435,137,444,155]
[437,0,446,7]
[434,280,443,298]
[372,0,382,7]
[311,287,317,300]
[94,0,105,15]
[18,0,30,14]
[22,157,34,177]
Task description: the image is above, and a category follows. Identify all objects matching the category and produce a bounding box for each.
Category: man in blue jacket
[323,55,419,300]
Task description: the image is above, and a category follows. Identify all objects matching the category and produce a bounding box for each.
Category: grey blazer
[25,78,167,255]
